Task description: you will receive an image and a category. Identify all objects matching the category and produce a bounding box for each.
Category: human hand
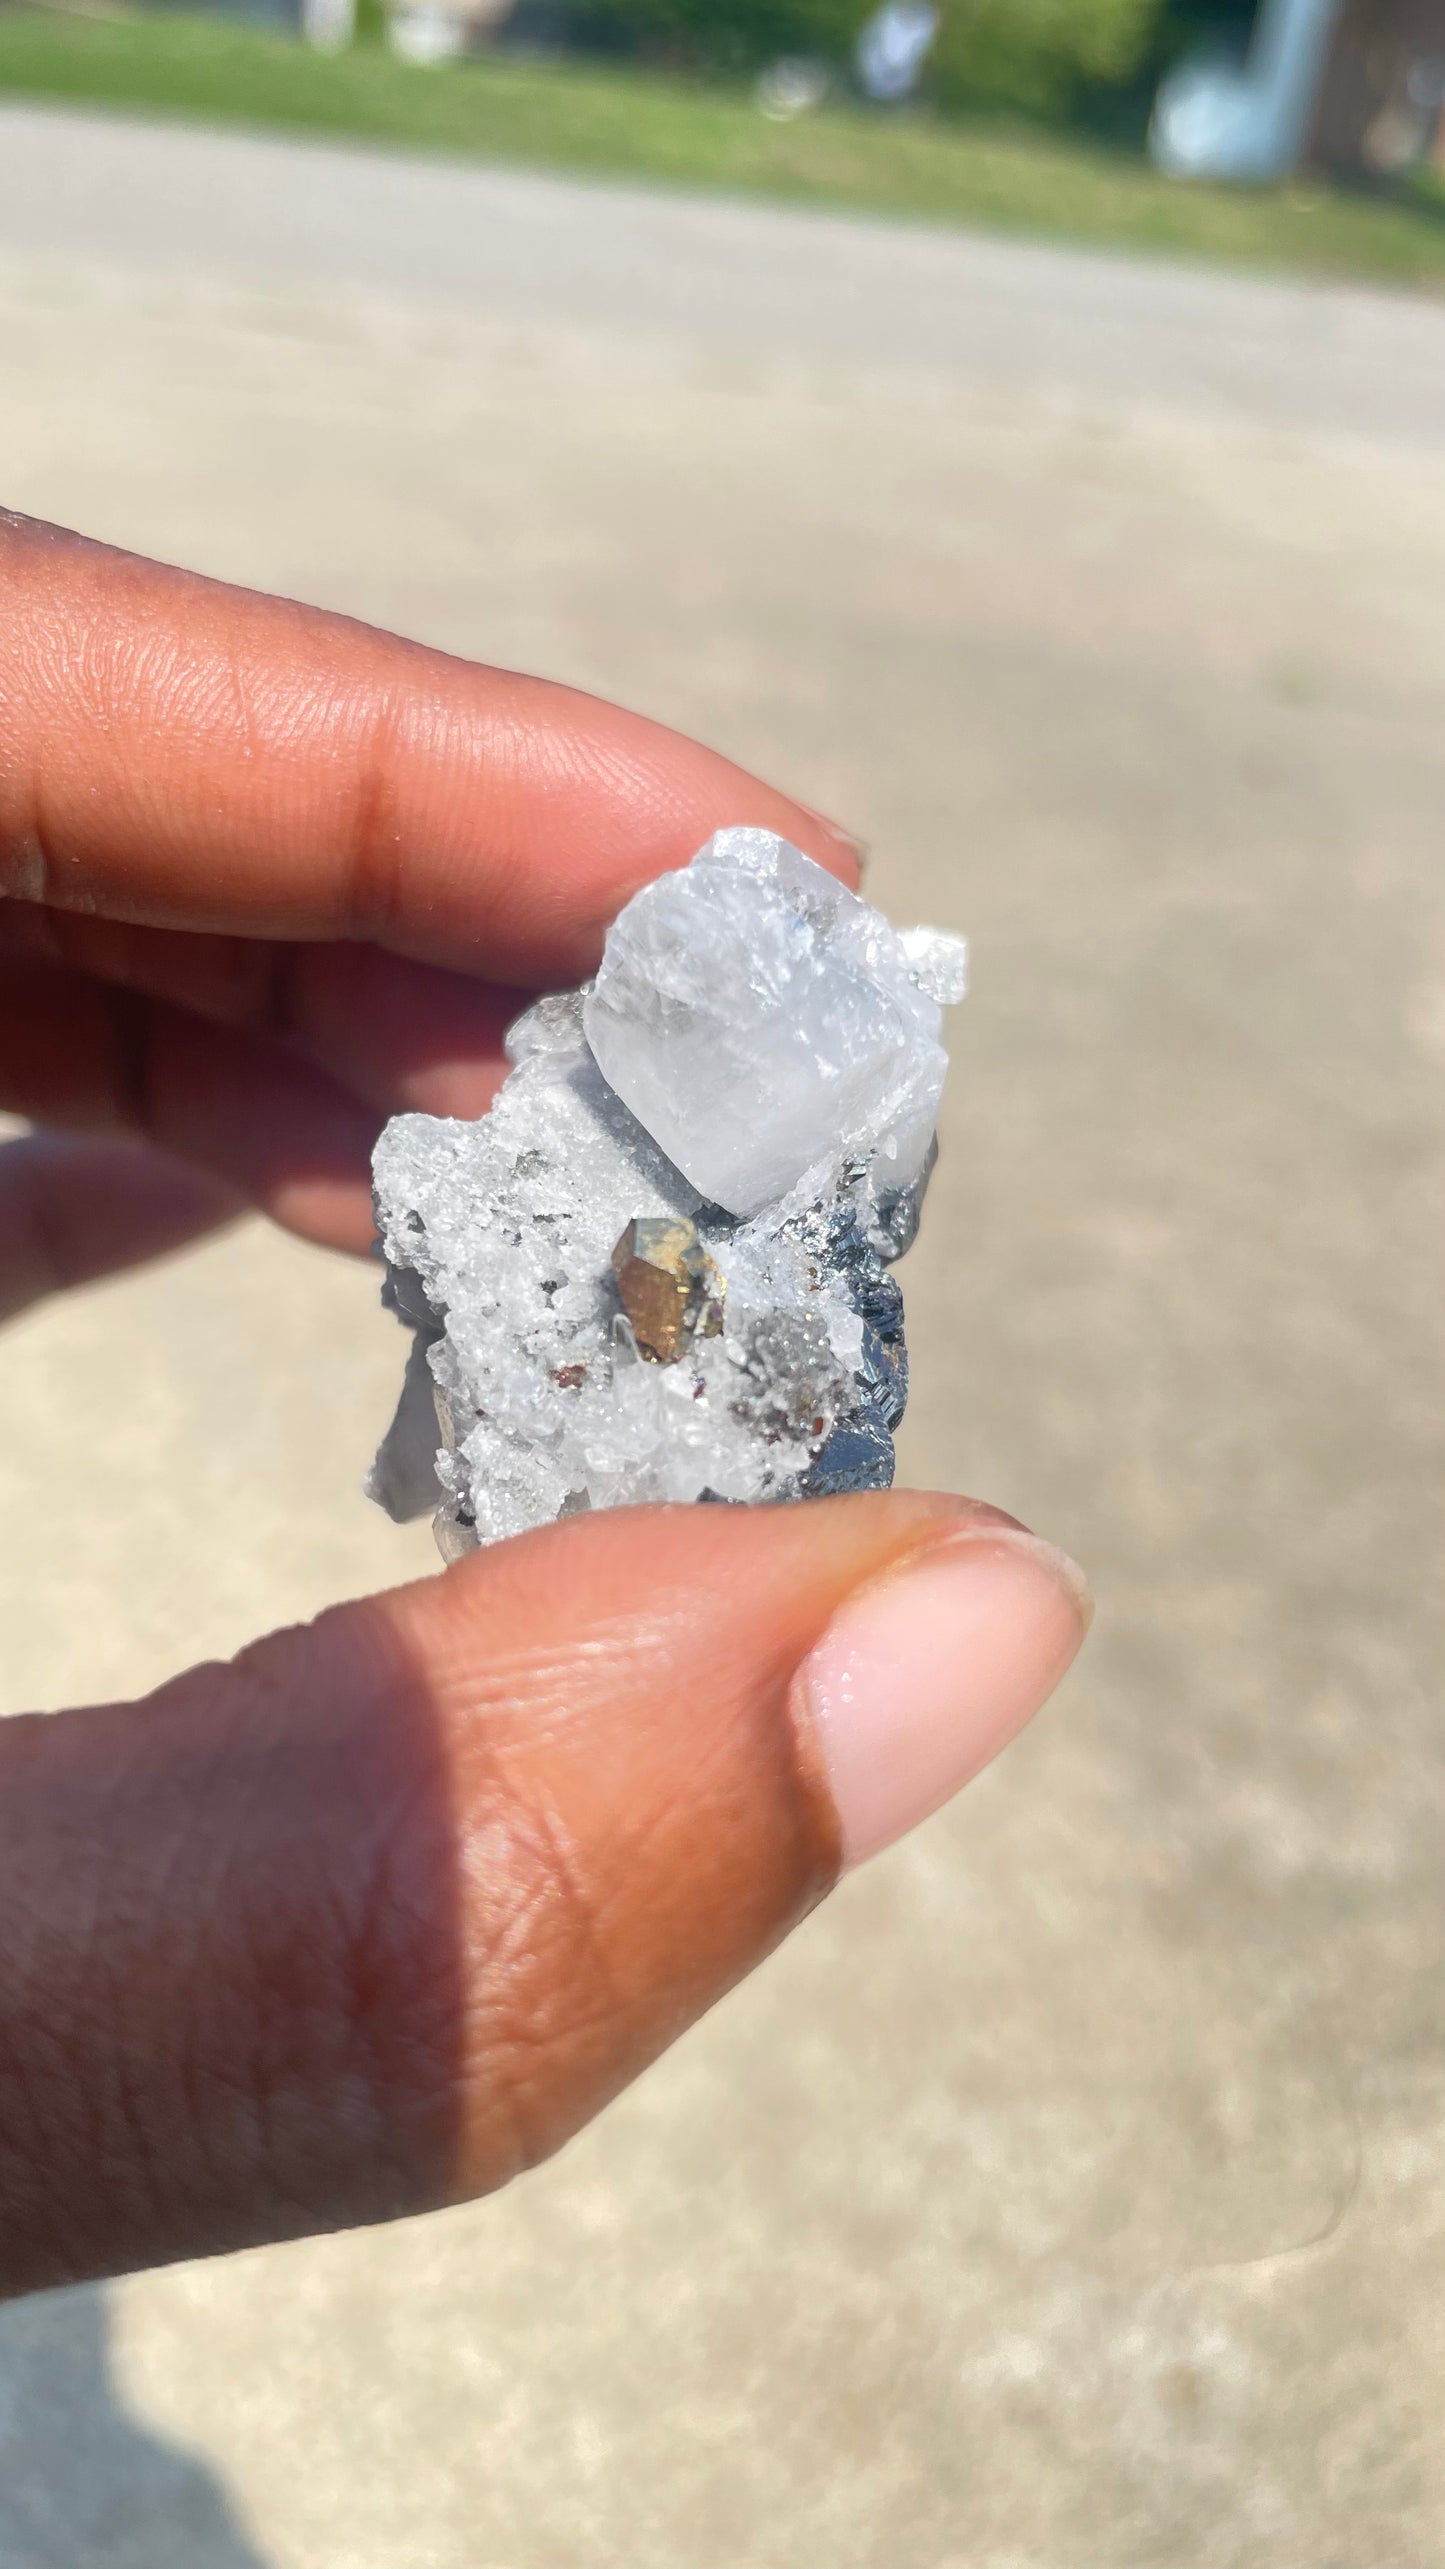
[0,514,1090,2298]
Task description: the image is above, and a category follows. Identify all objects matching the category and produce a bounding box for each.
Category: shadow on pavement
[0,2287,268,2568]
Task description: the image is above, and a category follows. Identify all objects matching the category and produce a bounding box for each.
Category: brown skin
[0,1493,984,2300]
[0,509,860,1251]
[0,1131,240,1326]
[0,514,982,2302]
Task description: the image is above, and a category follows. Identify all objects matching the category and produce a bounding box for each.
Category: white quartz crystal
[369,830,965,1555]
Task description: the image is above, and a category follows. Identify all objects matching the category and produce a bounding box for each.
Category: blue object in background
[855,0,940,103]
[1150,0,1342,179]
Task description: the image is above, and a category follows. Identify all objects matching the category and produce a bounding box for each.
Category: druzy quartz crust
[368,828,966,1557]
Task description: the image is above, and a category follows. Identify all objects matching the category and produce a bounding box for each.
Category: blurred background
[1,0,1443,2560]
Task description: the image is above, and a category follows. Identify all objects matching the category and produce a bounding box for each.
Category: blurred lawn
[3,4,1445,287]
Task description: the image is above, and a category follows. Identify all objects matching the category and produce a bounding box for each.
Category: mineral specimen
[368,827,966,1556]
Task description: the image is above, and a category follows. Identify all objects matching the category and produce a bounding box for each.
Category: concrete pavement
[0,103,1442,2568]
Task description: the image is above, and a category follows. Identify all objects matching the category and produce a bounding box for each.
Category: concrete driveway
[0,103,1442,2568]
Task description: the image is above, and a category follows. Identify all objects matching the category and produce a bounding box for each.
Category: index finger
[0,513,861,986]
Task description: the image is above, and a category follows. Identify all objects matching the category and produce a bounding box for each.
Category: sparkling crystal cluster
[368,828,966,1555]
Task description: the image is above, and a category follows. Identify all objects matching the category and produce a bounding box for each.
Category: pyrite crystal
[610,1218,725,1364]
[368,828,966,1555]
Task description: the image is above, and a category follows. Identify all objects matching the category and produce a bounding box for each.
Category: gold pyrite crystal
[610,1217,726,1365]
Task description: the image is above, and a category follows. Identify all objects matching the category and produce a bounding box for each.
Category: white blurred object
[1150,0,1341,181]
[301,0,354,49]
[388,0,468,58]
[855,0,939,104]
[755,55,832,119]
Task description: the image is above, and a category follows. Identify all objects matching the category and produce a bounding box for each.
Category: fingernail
[795,1529,1092,1870]
[794,804,869,875]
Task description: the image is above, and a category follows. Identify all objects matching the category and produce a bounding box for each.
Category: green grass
[3,3,1445,289]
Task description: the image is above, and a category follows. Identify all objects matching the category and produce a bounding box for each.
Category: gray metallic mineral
[368,827,966,1556]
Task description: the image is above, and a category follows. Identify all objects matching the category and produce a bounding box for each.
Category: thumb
[0,1492,1089,2298]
